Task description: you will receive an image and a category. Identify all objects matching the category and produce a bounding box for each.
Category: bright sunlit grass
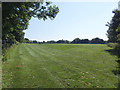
[2,43,119,88]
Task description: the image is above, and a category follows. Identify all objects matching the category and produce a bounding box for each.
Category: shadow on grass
[105,48,120,88]
[104,48,120,58]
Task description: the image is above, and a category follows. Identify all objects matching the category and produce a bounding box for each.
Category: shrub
[107,43,118,48]
[2,55,7,62]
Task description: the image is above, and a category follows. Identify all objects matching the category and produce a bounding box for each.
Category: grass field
[2,44,119,88]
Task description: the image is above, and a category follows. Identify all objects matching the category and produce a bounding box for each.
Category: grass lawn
[2,44,119,88]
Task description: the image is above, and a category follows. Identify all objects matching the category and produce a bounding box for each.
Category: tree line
[2,2,120,55]
[24,37,106,44]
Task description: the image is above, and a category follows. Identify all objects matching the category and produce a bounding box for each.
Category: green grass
[2,44,119,88]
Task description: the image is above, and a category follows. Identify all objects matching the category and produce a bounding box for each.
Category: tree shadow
[104,48,120,58]
[105,48,120,88]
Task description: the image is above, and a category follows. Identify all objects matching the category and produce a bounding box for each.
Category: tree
[71,38,81,44]
[33,40,38,43]
[64,40,70,44]
[80,39,89,44]
[24,38,30,43]
[2,2,59,48]
[47,40,56,44]
[106,9,120,43]
[106,9,120,57]
[90,37,105,44]
[116,23,120,42]
[43,41,46,43]
[56,39,65,43]
[56,39,69,44]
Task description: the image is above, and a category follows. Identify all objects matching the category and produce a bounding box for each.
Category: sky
[24,1,119,42]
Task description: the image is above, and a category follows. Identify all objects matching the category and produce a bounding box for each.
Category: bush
[15,41,19,45]
[107,43,120,58]
[107,43,118,48]
[2,41,19,62]
[2,55,7,62]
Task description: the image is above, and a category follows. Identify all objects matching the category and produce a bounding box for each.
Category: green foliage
[27,38,105,44]
[90,37,105,44]
[106,9,120,57]
[46,40,56,44]
[106,9,120,43]
[56,39,69,44]
[107,43,118,48]
[116,24,120,42]
[24,38,30,43]
[15,41,19,45]
[2,2,59,49]
[71,38,81,44]
[71,37,105,44]
[2,55,7,62]
[32,40,38,43]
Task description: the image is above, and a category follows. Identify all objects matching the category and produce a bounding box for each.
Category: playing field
[2,44,119,88]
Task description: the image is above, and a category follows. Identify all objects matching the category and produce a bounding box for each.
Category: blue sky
[24,2,118,42]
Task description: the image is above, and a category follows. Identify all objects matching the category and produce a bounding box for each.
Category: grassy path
[2,44,119,88]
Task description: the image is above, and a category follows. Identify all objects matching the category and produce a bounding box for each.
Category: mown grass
[2,44,119,88]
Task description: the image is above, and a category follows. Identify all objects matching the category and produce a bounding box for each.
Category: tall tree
[2,2,59,46]
[106,9,120,57]
[106,9,120,43]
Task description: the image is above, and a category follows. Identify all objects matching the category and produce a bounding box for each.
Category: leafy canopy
[106,9,120,43]
[2,2,59,44]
